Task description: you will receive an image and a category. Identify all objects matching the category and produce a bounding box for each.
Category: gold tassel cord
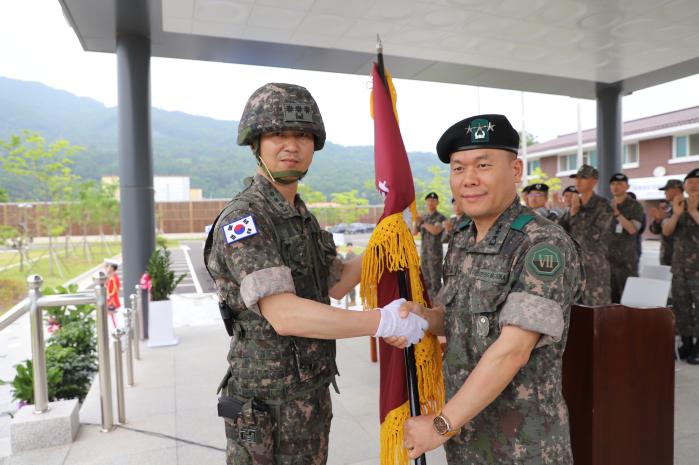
[361,212,446,465]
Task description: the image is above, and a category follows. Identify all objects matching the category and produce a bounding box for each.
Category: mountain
[0,76,441,201]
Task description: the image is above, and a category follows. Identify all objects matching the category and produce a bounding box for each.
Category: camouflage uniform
[206,174,343,465]
[559,193,614,305]
[439,199,582,465]
[418,210,447,299]
[443,214,467,244]
[649,205,674,266]
[534,207,564,222]
[608,196,645,303]
[669,207,699,338]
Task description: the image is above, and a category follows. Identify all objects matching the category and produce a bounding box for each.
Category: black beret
[525,183,549,193]
[425,192,439,200]
[436,114,520,163]
[609,173,629,183]
[562,186,578,194]
[685,168,699,181]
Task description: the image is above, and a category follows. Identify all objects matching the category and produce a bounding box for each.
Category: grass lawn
[0,241,121,314]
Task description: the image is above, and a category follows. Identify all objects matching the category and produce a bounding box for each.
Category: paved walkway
[1,239,697,464]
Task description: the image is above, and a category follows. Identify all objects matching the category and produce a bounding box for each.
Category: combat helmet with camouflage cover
[237,83,325,184]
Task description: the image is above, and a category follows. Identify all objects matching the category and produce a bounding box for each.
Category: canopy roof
[59,0,699,98]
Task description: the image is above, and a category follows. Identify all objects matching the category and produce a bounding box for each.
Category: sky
[2,1,699,153]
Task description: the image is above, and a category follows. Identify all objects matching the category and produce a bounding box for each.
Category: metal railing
[24,272,116,431]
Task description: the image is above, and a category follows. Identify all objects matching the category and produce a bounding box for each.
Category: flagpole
[376,35,427,465]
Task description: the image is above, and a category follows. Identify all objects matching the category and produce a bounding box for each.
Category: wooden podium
[562,304,675,465]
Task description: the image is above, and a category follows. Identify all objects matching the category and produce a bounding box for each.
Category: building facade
[527,106,699,201]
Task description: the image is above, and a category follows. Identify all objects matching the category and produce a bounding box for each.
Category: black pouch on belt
[218,396,275,465]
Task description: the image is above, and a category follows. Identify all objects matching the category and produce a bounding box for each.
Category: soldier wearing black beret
[608,172,644,303]
[397,114,582,465]
[523,183,563,222]
[414,191,447,299]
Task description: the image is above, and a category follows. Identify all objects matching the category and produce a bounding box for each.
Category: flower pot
[147,299,179,347]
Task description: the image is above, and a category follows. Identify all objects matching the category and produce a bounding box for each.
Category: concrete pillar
[117,34,155,336]
[596,83,623,198]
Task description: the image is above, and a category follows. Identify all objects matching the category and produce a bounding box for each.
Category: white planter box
[147,299,179,347]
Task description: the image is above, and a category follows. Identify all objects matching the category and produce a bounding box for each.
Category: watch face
[433,415,449,435]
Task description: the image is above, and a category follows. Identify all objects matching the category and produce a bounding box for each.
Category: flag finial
[376,34,383,54]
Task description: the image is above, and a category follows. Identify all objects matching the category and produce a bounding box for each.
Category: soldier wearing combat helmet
[204,83,428,465]
[558,164,614,305]
[389,114,582,464]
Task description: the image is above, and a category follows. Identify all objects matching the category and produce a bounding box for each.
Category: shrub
[46,345,94,402]
[0,359,62,405]
[147,246,185,301]
[42,283,94,327]
[1,284,99,405]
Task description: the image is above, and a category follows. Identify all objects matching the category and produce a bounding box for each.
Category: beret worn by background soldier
[436,114,520,163]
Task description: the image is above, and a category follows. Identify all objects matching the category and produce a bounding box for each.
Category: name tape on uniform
[222,215,258,244]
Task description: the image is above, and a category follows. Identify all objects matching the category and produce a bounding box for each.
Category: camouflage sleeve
[327,256,344,289]
[499,235,580,348]
[214,209,295,316]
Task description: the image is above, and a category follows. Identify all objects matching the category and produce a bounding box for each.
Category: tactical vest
[205,181,338,402]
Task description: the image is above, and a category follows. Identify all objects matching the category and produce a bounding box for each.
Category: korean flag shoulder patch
[222,215,259,245]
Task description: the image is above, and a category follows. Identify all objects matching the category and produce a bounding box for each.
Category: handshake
[374,298,428,346]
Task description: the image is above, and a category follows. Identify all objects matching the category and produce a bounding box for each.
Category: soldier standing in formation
[560,185,578,211]
[558,165,614,305]
[442,197,467,243]
[649,179,684,266]
[391,114,582,464]
[414,192,447,299]
[607,173,644,303]
[662,168,699,364]
[204,83,428,465]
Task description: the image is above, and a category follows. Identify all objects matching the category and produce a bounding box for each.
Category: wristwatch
[433,413,455,436]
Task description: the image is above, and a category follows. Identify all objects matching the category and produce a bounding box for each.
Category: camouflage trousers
[581,257,610,306]
[225,385,332,465]
[610,262,638,304]
[671,270,699,337]
[421,254,443,301]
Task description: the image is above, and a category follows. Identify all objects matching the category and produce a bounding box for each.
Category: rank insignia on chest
[222,215,258,244]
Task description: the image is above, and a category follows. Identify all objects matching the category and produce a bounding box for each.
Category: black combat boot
[678,336,695,360]
[687,341,699,365]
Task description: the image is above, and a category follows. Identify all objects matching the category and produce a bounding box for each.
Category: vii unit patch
[222,215,258,244]
[526,242,563,280]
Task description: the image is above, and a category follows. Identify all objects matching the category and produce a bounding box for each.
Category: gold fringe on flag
[360,211,446,465]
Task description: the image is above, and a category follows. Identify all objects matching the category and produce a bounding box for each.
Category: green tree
[298,183,327,204]
[414,166,452,216]
[0,187,8,203]
[0,131,83,276]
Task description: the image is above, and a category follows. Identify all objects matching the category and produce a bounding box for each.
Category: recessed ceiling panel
[58,0,699,99]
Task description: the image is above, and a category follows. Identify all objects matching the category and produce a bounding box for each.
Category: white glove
[375,298,429,346]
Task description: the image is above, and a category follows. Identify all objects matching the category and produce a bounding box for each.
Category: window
[558,154,576,172]
[527,159,541,175]
[624,143,638,166]
[674,133,699,159]
[583,150,598,167]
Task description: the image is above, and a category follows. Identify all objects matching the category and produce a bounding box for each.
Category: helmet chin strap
[256,154,307,185]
